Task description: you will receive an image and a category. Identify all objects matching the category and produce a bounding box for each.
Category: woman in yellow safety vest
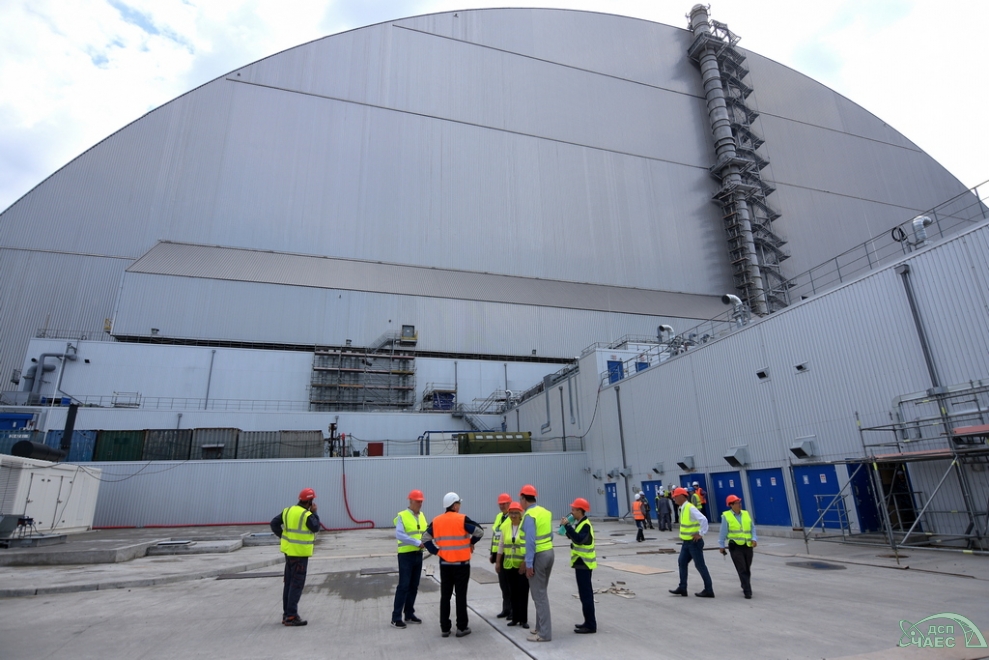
[561,498,596,634]
[718,494,758,599]
[496,501,529,629]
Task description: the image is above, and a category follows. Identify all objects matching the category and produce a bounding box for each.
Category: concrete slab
[0,521,986,660]
[146,538,243,556]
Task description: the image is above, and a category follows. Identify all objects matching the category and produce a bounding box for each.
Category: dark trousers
[505,564,529,625]
[574,568,596,631]
[728,542,754,596]
[392,550,423,621]
[497,556,512,615]
[643,510,654,529]
[635,519,645,541]
[282,555,309,618]
[658,511,672,531]
[439,563,471,632]
[677,538,713,593]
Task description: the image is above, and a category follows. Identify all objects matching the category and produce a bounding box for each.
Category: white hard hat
[692,482,700,486]
[443,492,462,508]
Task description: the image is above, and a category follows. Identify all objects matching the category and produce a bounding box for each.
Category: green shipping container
[457,432,532,455]
[94,430,147,461]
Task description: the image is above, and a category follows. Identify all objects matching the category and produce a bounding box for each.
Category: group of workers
[388,484,595,641]
[270,480,757,633]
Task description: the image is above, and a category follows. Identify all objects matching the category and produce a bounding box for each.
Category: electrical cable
[321,444,374,531]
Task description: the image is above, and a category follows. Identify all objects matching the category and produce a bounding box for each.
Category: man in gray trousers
[519,484,554,642]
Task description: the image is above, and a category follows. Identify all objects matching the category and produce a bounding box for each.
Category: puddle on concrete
[309,570,437,601]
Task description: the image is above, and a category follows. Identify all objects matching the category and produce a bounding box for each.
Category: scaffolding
[687,9,790,314]
[798,382,989,559]
[309,345,415,412]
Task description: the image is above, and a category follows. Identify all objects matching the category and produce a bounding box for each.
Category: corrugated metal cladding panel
[278,431,323,459]
[192,428,239,460]
[112,272,713,359]
[126,242,725,319]
[0,250,130,396]
[143,430,193,461]
[237,431,280,459]
[569,223,989,481]
[89,453,590,527]
[905,231,989,386]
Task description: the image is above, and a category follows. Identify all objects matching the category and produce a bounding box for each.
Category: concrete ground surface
[1,521,987,660]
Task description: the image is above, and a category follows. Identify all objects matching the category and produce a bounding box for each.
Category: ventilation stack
[687,5,790,314]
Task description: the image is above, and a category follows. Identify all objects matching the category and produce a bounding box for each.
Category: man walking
[270,487,320,626]
[668,487,715,598]
[490,493,513,619]
[519,484,554,642]
[391,489,427,628]
[422,492,484,638]
[561,497,596,634]
[719,494,758,599]
[656,490,674,531]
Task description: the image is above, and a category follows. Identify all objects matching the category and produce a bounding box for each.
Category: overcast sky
[1,0,986,214]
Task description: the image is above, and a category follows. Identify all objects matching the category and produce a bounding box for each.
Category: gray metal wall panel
[110,272,716,358]
[515,223,989,510]
[89,452,589,527]
[0,250,127,382]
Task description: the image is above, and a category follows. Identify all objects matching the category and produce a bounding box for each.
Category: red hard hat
[571,497,591,513]
[672,487,689,499]
[497,493,512,505]
[408,489,424,501]
[508,501,523,513]
[520,484,537,497]
[726,494,741,506]
[299,488,316,501]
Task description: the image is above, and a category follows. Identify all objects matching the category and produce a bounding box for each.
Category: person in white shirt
[668,486,714,598]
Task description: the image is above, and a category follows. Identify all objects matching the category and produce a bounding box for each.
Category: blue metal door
[605,483,619,518]
[793,464,844,530]
[746,468,791,527]
[709,470,742,519]
[679,474,710,520]
[848,463,881,533]
[607,361,624,384]
[641,479,663,522]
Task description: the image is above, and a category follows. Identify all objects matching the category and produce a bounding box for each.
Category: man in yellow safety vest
[270,487,320,626]
[391,489,427,628]
[519,484,554,643]
[668,487,714,598]
[719,494,758,599]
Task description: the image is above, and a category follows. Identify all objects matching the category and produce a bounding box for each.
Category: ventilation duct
[677,455,695,471]
[723,445,749,467]
[790,437,817,459]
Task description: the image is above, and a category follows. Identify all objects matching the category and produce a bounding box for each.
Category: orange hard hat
[520,484,537,497]
[508,501,523,513]
[299,488,316,501]
[497,493,512,505]
[726,494,741,506]
[408,489,424,501]
[571,497,591,513]
[672,487,689,499]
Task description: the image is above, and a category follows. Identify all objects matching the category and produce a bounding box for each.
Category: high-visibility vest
[723,509,753,547]
[632,500,644,520]
[394,508,427,554]
[432,511,473,562]
[569,517,597,570]
[523,505,553,553]
[490,511,508,554]
[502,518,525,569]
[280,505,316,557]
[696,488,706,505]
[679,502,701,541]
